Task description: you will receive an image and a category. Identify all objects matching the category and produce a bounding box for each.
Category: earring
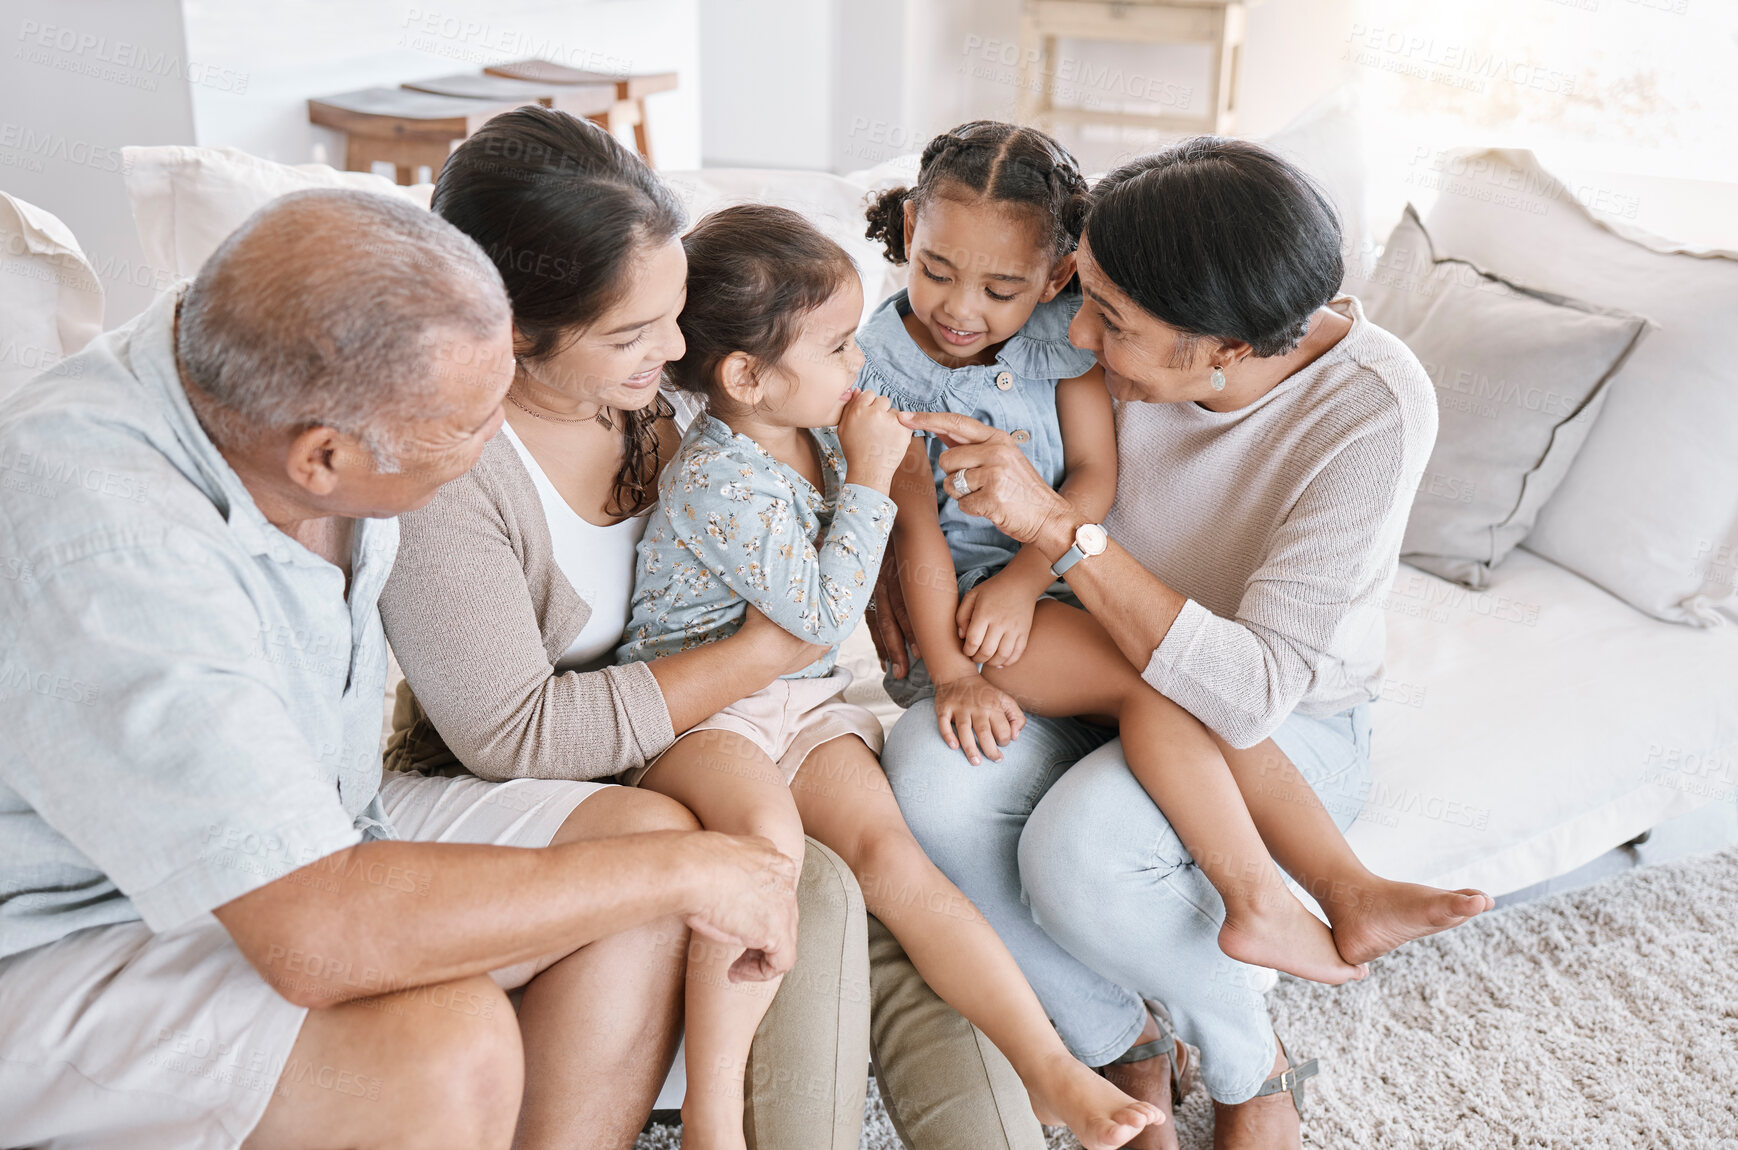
[1210,365,1226,392]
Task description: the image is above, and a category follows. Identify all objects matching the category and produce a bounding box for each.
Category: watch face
[1077,522,1109,555]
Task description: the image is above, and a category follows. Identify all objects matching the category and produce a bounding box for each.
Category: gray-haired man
[0,189,797,1149]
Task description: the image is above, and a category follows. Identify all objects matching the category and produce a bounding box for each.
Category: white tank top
[500,422,648,673]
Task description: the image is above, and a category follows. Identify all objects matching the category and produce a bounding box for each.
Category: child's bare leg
[791,734,1162,1150]
[1209,735,1493,965]
[985,601,1364,985]
[638,730,808,1150]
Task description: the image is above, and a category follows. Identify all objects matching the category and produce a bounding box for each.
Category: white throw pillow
[122,145,432,282]
[1364,207,1651,588]
[1422,149,1738,626]
[660,168,897,324]
[1262,84,1372,283]
[0,192,104,403]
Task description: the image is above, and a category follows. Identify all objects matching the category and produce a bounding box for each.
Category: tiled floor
[1494,792,1738,907]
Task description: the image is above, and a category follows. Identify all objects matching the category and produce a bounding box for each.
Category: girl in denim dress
[860,123,1438,997]
[617,204,1162,1150]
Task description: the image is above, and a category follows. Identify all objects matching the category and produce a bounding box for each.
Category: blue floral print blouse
[616,411,897,679]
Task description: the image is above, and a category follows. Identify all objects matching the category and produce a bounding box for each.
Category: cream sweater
[379,432,676,781]
[1104,297,1437,748]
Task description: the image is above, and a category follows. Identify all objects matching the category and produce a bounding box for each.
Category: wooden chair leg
[632,98,653,167]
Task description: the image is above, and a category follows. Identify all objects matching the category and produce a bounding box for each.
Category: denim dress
[857,289,1097,587]
[856,289,1097,701]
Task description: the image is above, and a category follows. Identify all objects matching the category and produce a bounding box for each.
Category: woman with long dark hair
[379,107,1050,1150]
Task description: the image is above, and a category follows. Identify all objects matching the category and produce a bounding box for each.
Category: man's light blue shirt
[0,288,397,960]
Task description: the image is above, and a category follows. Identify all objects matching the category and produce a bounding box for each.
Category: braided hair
[863,121,1091,270]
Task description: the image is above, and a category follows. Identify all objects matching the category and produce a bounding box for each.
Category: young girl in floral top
[617,205,1161,1150]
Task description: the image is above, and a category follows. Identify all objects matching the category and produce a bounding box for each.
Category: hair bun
[864,186,912,265]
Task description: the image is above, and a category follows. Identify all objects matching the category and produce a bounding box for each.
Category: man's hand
[956,570,1040,669]
[678,831,800,982]
[898,411,1083,552]
[866,540,917,678]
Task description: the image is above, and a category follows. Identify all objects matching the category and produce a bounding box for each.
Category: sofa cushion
[1364,206,1651,588]
[121,145,431,281]
[1422,149,1738,626]
[0,192,103,402]
[1262,84,1372,284]
[658,168,896,325]
[1345,550,1738,895]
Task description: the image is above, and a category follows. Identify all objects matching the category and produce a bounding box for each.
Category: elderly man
[0,189,797,1150]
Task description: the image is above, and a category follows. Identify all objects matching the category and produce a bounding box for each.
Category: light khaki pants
[746,839,1045,1150]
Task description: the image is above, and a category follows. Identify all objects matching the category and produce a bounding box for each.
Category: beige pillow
[121,145,432,282]
[0,192,103,402]
[1365,207,1651,588]
[1423,149,1738,626]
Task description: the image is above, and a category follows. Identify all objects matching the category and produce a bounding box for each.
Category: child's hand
[956,572,1039,668]
[933,671,1025,765]
[837,389,911,495]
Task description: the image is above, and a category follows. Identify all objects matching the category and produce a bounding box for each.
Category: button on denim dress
[856,289,1097,590]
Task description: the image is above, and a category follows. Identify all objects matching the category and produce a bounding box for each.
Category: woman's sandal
[1103,998,1202,1107]
[1249,1034,1319,1116]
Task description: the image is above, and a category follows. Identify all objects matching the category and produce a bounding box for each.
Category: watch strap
[1050,543,1086,579]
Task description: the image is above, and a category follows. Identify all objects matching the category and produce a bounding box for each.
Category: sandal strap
[1107,998,1178,1067]
[1250,1036,1318,1117]
[1108,1037,1172,1066]
[1104,999,1199,1108]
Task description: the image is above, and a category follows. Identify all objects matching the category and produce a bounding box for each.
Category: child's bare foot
[1026,1052,1165,1150]
[1322,879,1494,965]
[1218,891,1367,985]
[1099,1016,1182,1150]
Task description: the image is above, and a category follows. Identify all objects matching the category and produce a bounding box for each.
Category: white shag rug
[637,847,1738,1149]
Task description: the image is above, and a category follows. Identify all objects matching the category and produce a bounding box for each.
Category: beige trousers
[747,838,1045,1150]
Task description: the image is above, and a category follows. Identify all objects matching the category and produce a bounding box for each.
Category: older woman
[876,137,1482,1150]
[379,108,1048,1150]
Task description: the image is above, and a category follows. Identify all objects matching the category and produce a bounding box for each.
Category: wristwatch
[1050,521,1109,578]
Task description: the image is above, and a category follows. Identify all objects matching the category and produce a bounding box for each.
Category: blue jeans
[882,699,1373,1103]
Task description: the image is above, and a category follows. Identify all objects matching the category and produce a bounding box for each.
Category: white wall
[183,0,702,171]
[699,0,835,169]
[0,0,701,327]
[699,0,1359,175]
[0,0,198,325]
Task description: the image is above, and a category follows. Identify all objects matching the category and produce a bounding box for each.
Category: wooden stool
[484,59,678,166]
[307,87,525,184]
[401,72,616,121]
[1017,0,1244,138]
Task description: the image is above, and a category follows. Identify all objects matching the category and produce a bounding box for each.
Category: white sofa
[3,128,1732,911]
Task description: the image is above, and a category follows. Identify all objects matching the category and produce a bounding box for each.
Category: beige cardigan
[379,432,676,781]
